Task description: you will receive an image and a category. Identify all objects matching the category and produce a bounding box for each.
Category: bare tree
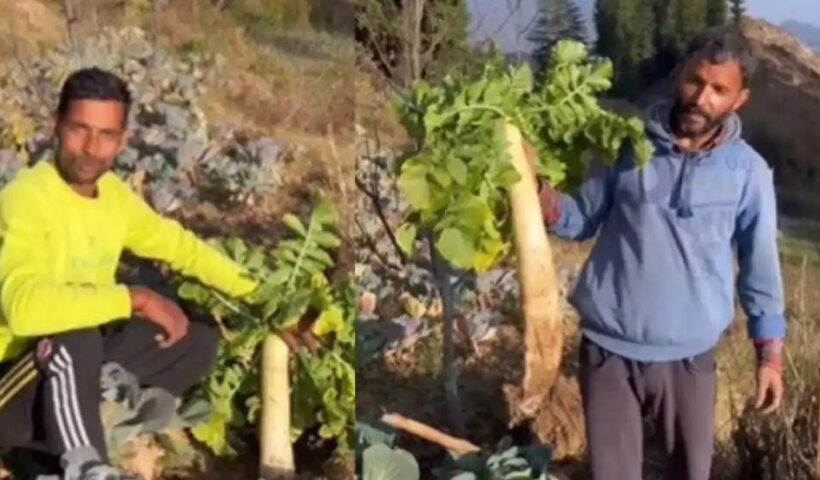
[356,0,470,88]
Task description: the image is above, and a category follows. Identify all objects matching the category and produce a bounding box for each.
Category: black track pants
[0,317,217,462]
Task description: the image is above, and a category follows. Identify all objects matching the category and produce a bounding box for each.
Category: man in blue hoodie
[533,28,784,479]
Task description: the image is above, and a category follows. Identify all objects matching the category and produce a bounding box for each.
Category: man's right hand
[128,286,190,348]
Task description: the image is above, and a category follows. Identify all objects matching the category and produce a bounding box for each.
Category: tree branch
[429,230,466,436]
[357,1,407,88]
[355,176,408,265]
[362,31,402,87]
[493,0,524,37]
[421,11,459,68]
[380,412,480,454]
[354,214,403,272]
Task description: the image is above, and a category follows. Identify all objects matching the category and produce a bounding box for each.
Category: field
[356,128,820,478]
[0,1,355,479]
[354,59,820,478]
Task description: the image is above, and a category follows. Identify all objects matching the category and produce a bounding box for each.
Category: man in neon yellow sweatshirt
[0,68,258,479]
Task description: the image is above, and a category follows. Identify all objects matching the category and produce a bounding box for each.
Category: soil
[357,231,820,479]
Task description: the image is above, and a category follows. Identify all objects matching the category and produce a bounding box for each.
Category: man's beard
[56,151,107,185]
[670,100,729,137]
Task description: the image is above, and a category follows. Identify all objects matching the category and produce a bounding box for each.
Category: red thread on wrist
[541,187,561,225]
[754,338,783,372]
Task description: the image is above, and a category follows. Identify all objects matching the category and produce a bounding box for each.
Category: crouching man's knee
[36,328,104,374]
[169,322,218,394]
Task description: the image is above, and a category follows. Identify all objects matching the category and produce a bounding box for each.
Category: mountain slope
[737,19,820,218]
[782,20,820,49]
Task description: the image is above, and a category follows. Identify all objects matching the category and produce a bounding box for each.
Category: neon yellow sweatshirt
[0,159,258,362]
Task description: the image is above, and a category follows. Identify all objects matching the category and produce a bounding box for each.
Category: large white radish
[259,334,295,480]
[504,123,564,416]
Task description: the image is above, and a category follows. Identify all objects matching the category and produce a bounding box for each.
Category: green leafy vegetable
[394,40,653,271]
[178,197,354,455]
[439,436,552,480]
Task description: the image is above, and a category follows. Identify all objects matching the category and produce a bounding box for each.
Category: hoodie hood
[643,99,743,155]
[640,100,745,219]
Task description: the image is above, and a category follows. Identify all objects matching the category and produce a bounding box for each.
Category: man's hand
[129,286,190,348]
[278,308,322,354]
[754,365,783,414]
[753,338,784,414]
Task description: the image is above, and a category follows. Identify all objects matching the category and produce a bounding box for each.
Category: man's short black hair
[684,27,757,86]
[57,67,132,127]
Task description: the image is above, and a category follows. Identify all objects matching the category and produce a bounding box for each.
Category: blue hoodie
[552,100,785,362]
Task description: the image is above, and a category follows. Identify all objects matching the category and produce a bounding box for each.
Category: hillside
[782,20,820,50]
[0,0,358,238]
[0,1,356,479]
[740,19,820,220]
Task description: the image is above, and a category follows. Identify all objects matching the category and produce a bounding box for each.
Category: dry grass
[9,0,359,249]
[151,0,357,240]
[0,0,64,57]
[1,0,356,211]
[355,60,407,150]
[714,245,820,479]
[4,0,361,253]
[152,0,355,139]
[354,237,593,478]
[357,225,820,479]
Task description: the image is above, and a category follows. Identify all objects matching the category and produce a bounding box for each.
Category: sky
[467,0,820,53]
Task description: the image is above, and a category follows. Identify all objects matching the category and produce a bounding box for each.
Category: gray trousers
[579,335,716,480]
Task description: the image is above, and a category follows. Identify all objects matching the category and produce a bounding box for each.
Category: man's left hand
[754,364,783,414]
[753,338,784,414]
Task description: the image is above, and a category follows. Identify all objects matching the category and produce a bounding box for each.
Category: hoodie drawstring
[676,154,696,218]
